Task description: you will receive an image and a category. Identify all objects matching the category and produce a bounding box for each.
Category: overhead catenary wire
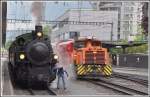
[7,19,112,25]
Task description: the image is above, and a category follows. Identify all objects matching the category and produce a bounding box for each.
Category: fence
[112,54,148,68]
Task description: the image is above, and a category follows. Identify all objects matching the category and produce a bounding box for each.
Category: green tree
[126,43,148,54]
[5,40,13,50]
[134,24,145,41]
[43,25,52,37]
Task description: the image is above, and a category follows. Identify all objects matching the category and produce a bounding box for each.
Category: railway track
[87,79,148,95]
[112,73,148,86]
[26,88,56,95]
[13,84,56,95]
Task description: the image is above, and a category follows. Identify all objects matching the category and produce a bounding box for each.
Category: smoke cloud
[31,2,44,25]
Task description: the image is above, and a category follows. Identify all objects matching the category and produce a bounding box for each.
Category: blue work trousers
[57,75,66,89]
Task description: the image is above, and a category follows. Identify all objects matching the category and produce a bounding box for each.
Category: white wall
[52,10,119,42]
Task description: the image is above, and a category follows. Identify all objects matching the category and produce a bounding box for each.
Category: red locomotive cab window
[92,41,101,46]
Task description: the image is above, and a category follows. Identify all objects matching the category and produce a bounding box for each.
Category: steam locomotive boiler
[8,25,58,88]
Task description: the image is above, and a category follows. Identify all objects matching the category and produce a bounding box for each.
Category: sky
[7,1,92,21]
[6,1,92,41]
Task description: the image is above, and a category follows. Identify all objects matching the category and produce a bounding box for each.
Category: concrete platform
[1,57,14,95]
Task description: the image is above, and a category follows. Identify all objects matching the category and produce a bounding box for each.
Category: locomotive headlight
[19,54,25,60]
[54,55,58,59]
[37,32,42,37]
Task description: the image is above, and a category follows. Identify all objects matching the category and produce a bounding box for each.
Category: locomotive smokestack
[31,2,45,25]
[35,25,42,32]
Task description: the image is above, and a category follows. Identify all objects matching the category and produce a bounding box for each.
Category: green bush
[126,44,148,54]
[110,43,148,54]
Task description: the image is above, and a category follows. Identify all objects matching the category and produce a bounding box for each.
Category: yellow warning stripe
[97,68,101,71]
[103,70,109,75]
[77,65,82,69]
[104,66,112,72]
[86,65,90,71]
[89,65,93,72]
[87,67,91,72]
[84,66,88,72]
[90,68,93,72]
[103,65,112,75]
[104,65,112,71]
[78,70,85,75]
[76,65,112,75]
[103,68,109,75]
[104,69,111,75]
[77,65,86,75]
[104,68,111,75]
[107,65,112,68]
[79,69,85,75]
[77,66,81,73]
[107,65,112,70]
[77,67,84,74]
[77,65,83,70]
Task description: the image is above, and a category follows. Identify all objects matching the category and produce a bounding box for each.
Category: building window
[130,14,133,18]
[118,27,120,31]
[70,32,80,39]
[130,7,134,11]
[118,34,120,40]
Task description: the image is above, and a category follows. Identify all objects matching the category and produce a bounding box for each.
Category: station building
[51,9,119,43]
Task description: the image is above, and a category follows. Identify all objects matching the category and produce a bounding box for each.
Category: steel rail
[112,73,148,86]
[26,88,56,95]
[87,79,148,95]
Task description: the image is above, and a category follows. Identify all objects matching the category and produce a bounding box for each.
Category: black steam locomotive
[8,26,58,88]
